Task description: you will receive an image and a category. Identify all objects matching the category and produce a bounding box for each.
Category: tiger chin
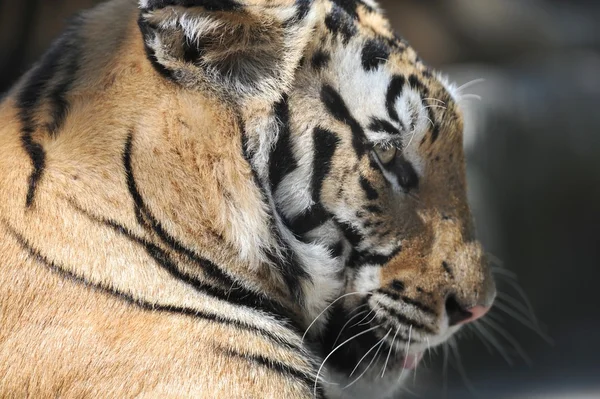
[0,0,494,398]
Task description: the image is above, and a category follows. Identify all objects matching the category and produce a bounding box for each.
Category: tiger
[0,0,496,398]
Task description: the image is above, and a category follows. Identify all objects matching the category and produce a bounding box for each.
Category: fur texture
[0,0,495,397]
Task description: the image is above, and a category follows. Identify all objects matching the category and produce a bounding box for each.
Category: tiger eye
[374,145,397,164]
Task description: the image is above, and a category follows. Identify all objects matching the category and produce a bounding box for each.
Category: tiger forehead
[308,0,451,105]
[301,2,460,149]
[317,0,420,63]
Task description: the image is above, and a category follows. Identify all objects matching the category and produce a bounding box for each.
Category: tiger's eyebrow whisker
[456,78,485,94]
[423,97,446,105]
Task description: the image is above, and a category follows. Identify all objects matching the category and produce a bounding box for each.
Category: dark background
[1,1,599,398]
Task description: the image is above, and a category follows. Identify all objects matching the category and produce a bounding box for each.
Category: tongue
[402,352,423,370]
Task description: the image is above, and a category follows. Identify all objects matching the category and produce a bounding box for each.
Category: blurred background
[1,0,599,398]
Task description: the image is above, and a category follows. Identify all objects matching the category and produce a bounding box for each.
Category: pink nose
[457,305,491,326]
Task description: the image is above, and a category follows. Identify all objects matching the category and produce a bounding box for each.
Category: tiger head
[280,1,497,396]
[140,0,495,396]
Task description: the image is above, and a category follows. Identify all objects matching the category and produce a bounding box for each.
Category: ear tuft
[138,0,317,104]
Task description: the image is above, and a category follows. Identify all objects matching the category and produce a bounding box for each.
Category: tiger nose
[446,295,491,326]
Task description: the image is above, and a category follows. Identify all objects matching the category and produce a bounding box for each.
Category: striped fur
[0,0,494,398]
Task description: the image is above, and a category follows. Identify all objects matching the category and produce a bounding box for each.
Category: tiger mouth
[398,352,423,370]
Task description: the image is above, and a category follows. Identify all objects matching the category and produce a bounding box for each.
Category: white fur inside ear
[398,88,429,176]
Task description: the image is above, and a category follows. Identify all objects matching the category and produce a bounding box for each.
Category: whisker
[458,93,482,102]
[442,343,449,399]
[423,97,446,105]
[480,317,532,366]
[468,323,495,354]
[495,292,539,326]
[381,327,400,378]
[425,337,432,368]
[423,104,447,111]
[314,324,383,397]
[486,252,505,266]
[398,325,413,382]
[302,291,363,341]
[496,279,539,324]
[345,330,392,389]
[333,308,369,347]
[491,302,553,344]
[359,310,379,326]
[456,78,485,94]
[448,338,479,396]
[351,309,375,328]
[472,322,514,366]
[491,266,518,280]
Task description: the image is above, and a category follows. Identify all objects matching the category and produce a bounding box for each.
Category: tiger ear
[138,0,316,104]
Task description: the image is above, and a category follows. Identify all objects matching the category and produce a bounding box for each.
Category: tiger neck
[240,99,347,332]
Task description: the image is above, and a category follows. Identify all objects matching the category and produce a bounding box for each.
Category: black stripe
[124,132,220,280]
[181,33,206,65]
[144,0,240,12]
[269,95,297,191]
[330,241,345,258]
[293,0,312,23]
[320,84,366,157]
[364,205,382,214]
[331,0,359,19]
[68,200,295,322]
[350,245,402,267]
[408,74,427,93]
[122,132,301,325]
[442,261,454,278]
[20,134,46,208]
[359,176,378,200]
[379,303,436,334]
[311,50,330,71]
[45,20,82,137]
[17,18,83,205]
[1,220,301,351]
[138,16,175,81]
[377,289,437,316]
[385,75,405,123]
[325,5,357,44]
[265,231,310,304]
[222,349,324,399]
[368,117,401,135]
[239,119,310,303]
[312,127,339,201]
[401,296,437,317]
[334,219,363,248]
[45,52,79,136]
[287,205,330,237]
[16,34,67,207]
[361,39,390,72]
[425,103,440,143]
[389,155,419,192]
